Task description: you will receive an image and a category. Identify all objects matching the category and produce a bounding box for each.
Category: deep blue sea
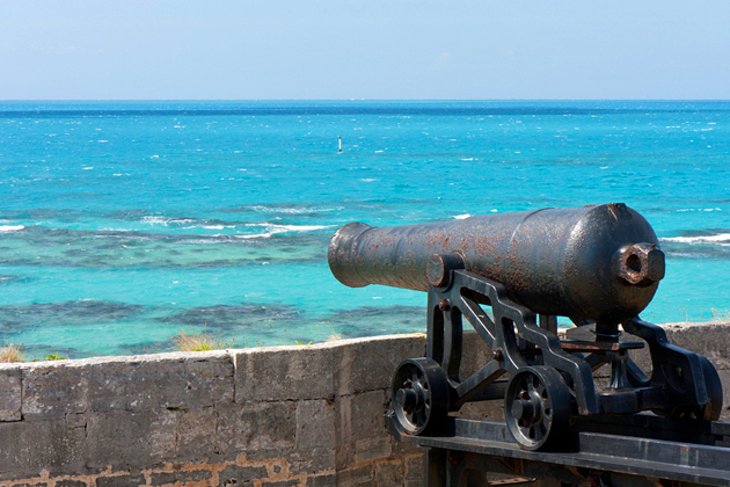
[0,100,728,358]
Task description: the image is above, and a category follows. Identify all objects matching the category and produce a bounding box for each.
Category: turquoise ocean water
[0,100,728,358]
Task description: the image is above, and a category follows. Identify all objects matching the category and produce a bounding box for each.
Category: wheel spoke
[536,422,546,440]
[505,367,571,451]
[391,358,449,436]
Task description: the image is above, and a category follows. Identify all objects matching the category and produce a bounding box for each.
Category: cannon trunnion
[328,203,724,457]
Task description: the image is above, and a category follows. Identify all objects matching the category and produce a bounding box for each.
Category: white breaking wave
[141,216,198,227]
[237,223,333,240]
[183,224,236,231]
[0,225,25,233]
[675,208,722,213]
[141,216,238,232]
[661,233,730,246]
[248,205,343,215]
[100,228,133,233]
[453,214,472,220]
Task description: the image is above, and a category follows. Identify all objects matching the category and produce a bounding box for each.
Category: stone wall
[0,321,728,487]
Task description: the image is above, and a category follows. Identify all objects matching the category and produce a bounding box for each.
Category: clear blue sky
[2,0,729,100]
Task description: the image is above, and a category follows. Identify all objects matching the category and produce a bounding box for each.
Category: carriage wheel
[390,358,450,436]
[664,356,724,421]
[505,366,573,450]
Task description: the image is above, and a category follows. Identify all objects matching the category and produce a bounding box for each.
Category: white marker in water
[337,135,343,153]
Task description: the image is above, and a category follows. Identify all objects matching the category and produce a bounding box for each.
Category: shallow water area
[0,100,728,358]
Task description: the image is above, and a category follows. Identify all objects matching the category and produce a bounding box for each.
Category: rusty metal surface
[328,203,664,325]
[418,417,730,486]
[331,203,726,468]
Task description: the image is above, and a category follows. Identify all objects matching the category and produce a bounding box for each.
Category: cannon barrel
[328,203,665,325]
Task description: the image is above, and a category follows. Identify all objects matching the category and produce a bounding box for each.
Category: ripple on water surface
[0,100,728,357]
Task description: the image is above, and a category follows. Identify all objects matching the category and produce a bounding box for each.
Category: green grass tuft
[174,331,234,352]
[44,352,68,361]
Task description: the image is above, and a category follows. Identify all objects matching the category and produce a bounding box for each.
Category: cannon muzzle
[328,203,664,325]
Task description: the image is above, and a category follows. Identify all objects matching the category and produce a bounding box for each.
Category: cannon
[328,203,723,453]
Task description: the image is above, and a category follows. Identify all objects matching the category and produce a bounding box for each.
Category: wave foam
[141,216,198,227]
[248,205,343,215]
[0,225,25,233]
[675,208,722,213]
[661,233,730,246]
[237,223,333,240]
[142,216,238,232]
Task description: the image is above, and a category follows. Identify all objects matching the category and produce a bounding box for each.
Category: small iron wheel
[700,356,724,420]
[504,366,572,451]
[390,357,450,436]
[666,356,724,420]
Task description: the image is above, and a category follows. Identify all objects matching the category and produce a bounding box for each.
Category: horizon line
[2,98,730,103]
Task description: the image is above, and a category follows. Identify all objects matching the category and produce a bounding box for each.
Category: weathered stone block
[261,481,298,487]
[96,474,147,487]
[296,400,335,450]
[354,437,392,463]
[65,412,87,429]
[0,368,21,421]
[234,346,334,402]
[334,335,425,396]
[175,407,218,463]
[291,400,336,472]
[287,447,335,477]
[56,480,89,487]
[404,454,424,482]
[87,354,234,413]
[666,323,730,367]
[457,398,504,421]
[0,325,725,487]
[336,390,391,466]
[175,407,232,462]
[218,465,268,486]
[335,465,374,486]
[390,434,422,458]
[150,470,211,485]
[0,418,85,479]
[21,363,88,418]
[219,480,248,487]
[460,331,493,377]
[225,401,297,452]
[375,461,404,485]
[232,448,286,463]
[350,389,388,441]
[85,410,176,469]
[304,474,336,487]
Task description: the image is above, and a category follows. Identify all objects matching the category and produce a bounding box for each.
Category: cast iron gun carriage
[328,204,729,485]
